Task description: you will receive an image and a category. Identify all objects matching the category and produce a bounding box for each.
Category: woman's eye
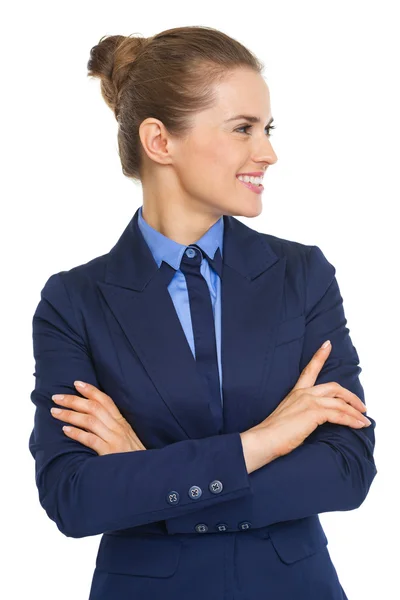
[236,124,276,136]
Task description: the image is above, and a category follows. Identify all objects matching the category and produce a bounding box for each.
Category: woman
[29,26,377,600]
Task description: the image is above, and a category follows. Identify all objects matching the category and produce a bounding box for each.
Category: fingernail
[74,381,86,388]
[321,340,331,349]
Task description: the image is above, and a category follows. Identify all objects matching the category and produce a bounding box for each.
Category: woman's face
[140,68,278,221]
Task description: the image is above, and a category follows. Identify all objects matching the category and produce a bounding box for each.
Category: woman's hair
[87,25,264,182]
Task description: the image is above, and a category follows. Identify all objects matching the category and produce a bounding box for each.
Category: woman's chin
[238,199,263,218]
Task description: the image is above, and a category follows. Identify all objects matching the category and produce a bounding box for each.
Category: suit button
[238,521,252,530]
[215,523,229,532]
[188,485,202,500]
[166,491,180,505]
[209,480,223,494]
[195,523,208,533]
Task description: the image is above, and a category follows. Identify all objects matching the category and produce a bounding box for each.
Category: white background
[2,0,398,598]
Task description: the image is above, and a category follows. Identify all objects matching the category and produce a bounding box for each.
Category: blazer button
[195,523,208,533]
[188,485,202,500]
[166,491,180,505]
[215,523,229,532]
[209,480,223,494]
[238,521,252,530]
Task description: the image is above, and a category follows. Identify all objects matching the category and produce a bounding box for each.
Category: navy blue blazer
[29,208,377,600]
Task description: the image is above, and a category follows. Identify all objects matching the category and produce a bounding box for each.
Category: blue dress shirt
[137,205,224,405]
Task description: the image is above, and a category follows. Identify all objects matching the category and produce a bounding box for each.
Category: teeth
[237,175,263,185]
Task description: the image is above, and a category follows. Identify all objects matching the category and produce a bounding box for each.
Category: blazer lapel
[220,220,287,434]
[97,208,286,439]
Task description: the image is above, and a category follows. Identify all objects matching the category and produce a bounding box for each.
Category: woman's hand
[246,340,371,459]
[50,381,147,456]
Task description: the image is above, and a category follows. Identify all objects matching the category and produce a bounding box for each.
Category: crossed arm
[29,246,377,538]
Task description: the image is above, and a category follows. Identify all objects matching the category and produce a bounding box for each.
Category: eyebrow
[225,115,274,125]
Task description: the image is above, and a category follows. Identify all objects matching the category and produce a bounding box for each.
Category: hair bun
[87,34,147,115]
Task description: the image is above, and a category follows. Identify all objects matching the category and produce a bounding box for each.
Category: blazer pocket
[275,315,305,347]
[267,516,328,565]
[96,533,182,578]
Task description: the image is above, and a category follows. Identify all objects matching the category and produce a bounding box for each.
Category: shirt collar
[137,205,224,271]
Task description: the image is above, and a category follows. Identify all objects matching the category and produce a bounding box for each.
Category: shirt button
[215,523,229,532]
[188,485,202,500]
[209,480,223,494]
[238,521,252,530]
[195,523,208,533]
[166,491,180,505]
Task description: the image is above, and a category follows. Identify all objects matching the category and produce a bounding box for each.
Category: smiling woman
[29,24,376,600]
[86,26,278,224]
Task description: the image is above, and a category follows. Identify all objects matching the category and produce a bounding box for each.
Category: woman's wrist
[240,427,281,474]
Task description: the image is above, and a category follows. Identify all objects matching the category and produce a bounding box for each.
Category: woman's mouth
[236,176,264,195]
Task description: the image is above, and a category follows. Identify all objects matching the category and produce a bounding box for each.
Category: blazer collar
[104,207,279,290]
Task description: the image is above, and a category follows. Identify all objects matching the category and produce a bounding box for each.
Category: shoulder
[258,231,337,313]
[36,252,109,314]
[258,232,339,321]
[261,231,311,260]
[260,231,335,278]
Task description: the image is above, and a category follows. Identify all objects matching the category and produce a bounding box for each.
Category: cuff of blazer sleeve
[165,431,252,535]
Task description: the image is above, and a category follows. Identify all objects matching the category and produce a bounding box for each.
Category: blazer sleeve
[164,244,378,534]
[28,272,252,539]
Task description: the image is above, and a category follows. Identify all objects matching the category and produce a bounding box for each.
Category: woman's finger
[317,396,371,427]
[50,406,115,443]
[292,340,332,391]
[73,381,125,421]
[61,425,107,454]
[308,381,367,413]
[52,393,124,433]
